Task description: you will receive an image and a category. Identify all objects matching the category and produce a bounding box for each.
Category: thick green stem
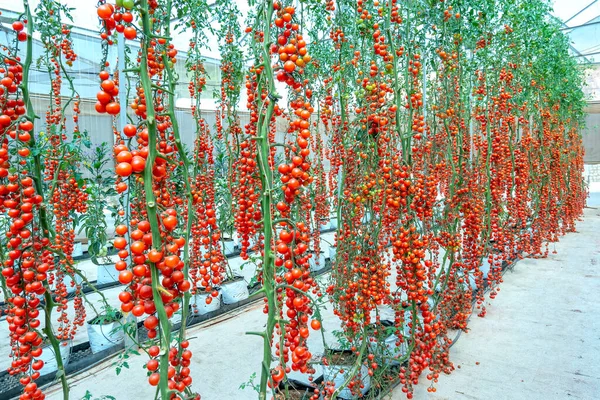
[139,2,171,398]
[249,2,280,399]
[160,0,195,376]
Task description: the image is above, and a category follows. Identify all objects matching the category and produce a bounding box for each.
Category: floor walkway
[396,206,600,400]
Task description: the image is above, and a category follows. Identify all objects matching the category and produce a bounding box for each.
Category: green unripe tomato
[99,246,108,257]
[122,0,134,10]
[116,0,124,7]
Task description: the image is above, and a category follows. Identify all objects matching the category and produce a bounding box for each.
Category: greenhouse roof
[553,0,600,63]
[2,1,599,60]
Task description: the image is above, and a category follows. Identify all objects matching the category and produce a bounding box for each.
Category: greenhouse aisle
[42,201,600,400]
[398,205,600,400]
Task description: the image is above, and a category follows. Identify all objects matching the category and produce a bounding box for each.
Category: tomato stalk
[330,327,368,399]
[138,1,172,398]
[159,2,195,392]
[244,1,280,398]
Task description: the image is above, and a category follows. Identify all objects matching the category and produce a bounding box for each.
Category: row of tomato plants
[0,0,587,399]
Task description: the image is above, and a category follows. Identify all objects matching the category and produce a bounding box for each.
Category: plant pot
[367,318,413,367]
[361,212,373,224]
[87,313,125,354]
[72,242,83,258]
[247,236,258,253]
[479,258,491,279]
[309,251,327,273]
[222,239,236,256]
[220,277,249,305]
[319,220,332,231]
[328,246,337,262]
[191,290,222,315]
[322,365,371,399]
[232,232,241,247]
[286,364,323,387]
[322,352,371,399]
[171,308,184,325]
[275,379,319,400]
[369,333,407,367]
[329,217,338,229]
[39,340,71,375]
[97,263,120,285]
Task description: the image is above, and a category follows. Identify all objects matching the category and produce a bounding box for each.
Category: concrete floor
[40,206,600,400]
[394,206,600,400]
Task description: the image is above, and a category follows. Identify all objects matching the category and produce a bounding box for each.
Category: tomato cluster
[146,342,199,400]
[95,70,120,116]
[189,119,225,302]
[114,211,190,323]
[1,18,51,400]
[97,1,136,42]
[232,71,261,259]
[273,4,312,89]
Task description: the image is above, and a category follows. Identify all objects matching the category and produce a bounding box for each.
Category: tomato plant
[1,0,587,399]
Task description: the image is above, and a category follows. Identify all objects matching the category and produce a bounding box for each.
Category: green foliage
[81,391,116,400]
[88,305,122,326]
[239,372,260,393]
[112,346,141,377]
[214,140,235,237]
[78,142,118,265]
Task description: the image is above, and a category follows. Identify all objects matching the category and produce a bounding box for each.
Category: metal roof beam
[561,19,600,30]
[564,0,598,25]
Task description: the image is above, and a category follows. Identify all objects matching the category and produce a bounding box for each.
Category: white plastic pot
[322,363,371,399]
[87,317,125,354]
[319,220,332,231]
[191,291,222,315]
[171,309,183,325]
[479,258,491,279]
[97,263,119,285]
[222,239,236,256]
[39,341,71,374]
[220,278,249,304]
[361,212,373,224]
[232,233,241,247]
[328,246,337,262]
[287,364,323,387]
[52,273,83,294]
[309,252,327,272]
[72,242,83,258]
[330,217,338,229]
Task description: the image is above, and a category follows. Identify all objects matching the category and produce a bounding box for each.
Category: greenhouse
[0,0,599,399]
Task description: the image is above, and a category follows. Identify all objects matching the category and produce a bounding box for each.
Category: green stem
[160,0,195,374]
[330,328,368,399]
[249,2,279,399]
[139,2,171,398]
